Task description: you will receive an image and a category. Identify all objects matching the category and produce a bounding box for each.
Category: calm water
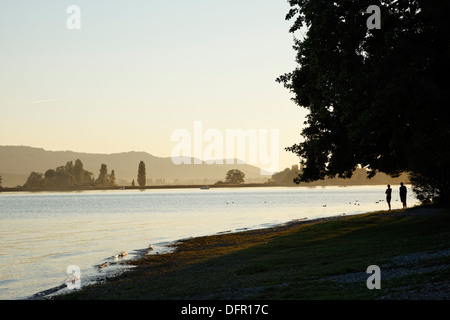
[0,185,418,300]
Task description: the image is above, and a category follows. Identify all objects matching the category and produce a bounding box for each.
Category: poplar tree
[73,159,84,186]
[96,164,108,186]
[137,161,146,187]
[109,170,117,186]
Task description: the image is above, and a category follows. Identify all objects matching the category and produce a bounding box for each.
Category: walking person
[399,182,407,209]
[385,184,392,210]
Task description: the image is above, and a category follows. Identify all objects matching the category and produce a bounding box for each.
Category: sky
[0,0,308,173]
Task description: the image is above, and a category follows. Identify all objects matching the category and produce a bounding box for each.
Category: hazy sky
[0,0,308,172]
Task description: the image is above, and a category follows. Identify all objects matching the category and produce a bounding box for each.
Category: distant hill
[0,146,409,188]
[0,145,267,187]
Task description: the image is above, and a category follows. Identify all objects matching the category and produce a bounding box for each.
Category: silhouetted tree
[65,161,74,175]
[42,169,56,186]
[225,169,245,184]
[55,166,73,187]
[73,159,85,186]
[109,170,117,186]
[23,160,94,189]
[271,165,300,185]
[96,164,108,186]
[83,170,94,186]
[24,172,44,188]
[44,169,56,180]
[137,161,146,187]
[278,0,450,203]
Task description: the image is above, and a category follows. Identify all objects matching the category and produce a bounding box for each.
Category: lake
[0,185,418,300]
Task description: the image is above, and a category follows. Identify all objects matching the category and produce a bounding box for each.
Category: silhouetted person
[399,182,407,209]
[385,184,392,210]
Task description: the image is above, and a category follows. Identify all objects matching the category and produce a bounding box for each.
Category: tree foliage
[271,165,300,185]
[109,170,117,187]
[73,159,85,186]
[137,161,146,187]
[225,169,245,184]
[278,0,450,202]
[22,159,117,189]
[95,164,109,186]
[23,172,44,188]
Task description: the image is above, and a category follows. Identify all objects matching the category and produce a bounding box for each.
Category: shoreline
[48,205,450,300]
[0,183,274,193]
[0,182,409,194]
[33,213,352,300]
[51,206,450,300]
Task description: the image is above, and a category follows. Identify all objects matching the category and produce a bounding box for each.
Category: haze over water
[0,186,418,300]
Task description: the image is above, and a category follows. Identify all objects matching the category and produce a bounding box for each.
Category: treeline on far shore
[0,162,409,193]
[14,159,118,190]
[0,183,275,193]
[1,158,149,191]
